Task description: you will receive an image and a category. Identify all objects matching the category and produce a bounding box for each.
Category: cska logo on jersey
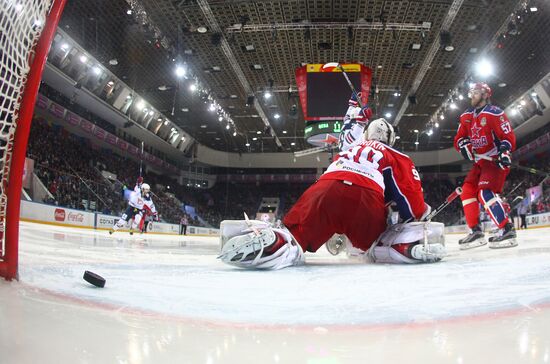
[470,123,482,138]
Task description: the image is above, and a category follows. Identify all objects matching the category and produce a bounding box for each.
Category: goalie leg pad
[367,222,446,264]
[218,226,304,270]
[369,242,446,264]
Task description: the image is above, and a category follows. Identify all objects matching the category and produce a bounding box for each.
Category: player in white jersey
[109,183,150,235]
[338,92,373,151]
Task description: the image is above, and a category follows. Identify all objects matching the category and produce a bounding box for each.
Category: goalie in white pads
[218,117,446,269]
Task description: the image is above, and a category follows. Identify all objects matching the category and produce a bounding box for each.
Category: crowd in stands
[26,92,550,230]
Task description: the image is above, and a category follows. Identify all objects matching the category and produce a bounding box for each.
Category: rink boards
[20,200,219,236]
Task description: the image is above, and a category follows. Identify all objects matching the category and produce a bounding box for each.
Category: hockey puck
[83,270,106,288]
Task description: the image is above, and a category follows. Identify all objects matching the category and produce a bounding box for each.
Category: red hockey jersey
[454,104,516,158]
[320,140,426,221]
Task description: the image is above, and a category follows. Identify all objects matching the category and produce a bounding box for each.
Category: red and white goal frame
[0,0,66,280]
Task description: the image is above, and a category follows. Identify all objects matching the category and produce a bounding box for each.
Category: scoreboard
[295,63,372,146]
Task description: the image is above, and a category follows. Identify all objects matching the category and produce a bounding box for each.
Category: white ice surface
[16,221,550,327]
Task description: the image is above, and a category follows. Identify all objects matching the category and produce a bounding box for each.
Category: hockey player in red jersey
[454,82,517,249]
[218,117,445,269]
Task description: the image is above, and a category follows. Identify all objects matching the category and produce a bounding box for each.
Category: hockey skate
[488,222,517,249]
[458,225,487,250]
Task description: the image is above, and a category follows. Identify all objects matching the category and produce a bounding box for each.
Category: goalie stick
[423,187,463,222]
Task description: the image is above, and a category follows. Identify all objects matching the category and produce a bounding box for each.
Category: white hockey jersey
[338,105,367,151]
[128,191,146,210]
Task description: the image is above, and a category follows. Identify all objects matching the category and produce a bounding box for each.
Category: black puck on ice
[83,270,106,288]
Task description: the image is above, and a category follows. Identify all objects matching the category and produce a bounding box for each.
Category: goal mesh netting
[0,0,59,279]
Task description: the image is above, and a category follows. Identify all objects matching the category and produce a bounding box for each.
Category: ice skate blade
[489,238,518,249]
[459,239,487,250]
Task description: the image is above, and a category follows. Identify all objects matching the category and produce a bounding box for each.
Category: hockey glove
[496,145,512,170]
[136,176,144,186]
[457,137,474,161]
[350,106,372,125]
[348,91,362,107]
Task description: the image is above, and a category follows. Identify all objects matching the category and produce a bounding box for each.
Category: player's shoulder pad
[460,107,475,118]
[483,104,504,115]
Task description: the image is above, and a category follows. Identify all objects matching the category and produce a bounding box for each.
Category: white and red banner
[23,158,34,189]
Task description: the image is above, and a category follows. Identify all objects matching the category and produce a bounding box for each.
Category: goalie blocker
[218,219,445,269]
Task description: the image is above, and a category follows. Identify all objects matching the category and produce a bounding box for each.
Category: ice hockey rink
[2,221,550,364]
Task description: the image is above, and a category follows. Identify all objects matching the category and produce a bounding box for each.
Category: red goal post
[0,0,67,280]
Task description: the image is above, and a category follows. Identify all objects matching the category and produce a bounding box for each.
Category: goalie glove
[457,137,474,161]
[496,145,512,170]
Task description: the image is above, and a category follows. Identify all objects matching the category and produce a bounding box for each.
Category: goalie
[219,118,446,269]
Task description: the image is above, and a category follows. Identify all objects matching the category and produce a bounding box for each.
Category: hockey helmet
[364,118,396,146]
[141,183,150,193]
[468,82,492,99]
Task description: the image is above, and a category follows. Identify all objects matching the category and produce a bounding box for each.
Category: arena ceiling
[57,0,550,153]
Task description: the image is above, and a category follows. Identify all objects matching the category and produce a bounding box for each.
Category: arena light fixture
[189,83,197,92]
[475,59,494,77]
[384,112,392,118]
[175,65,186,78]
[274,113,280,119]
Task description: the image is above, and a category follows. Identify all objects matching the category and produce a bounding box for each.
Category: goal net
[0,0,66,280]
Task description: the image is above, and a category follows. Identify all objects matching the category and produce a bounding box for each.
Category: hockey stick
[420,187,462,255]
[139,141,144,177]
[422,187,463,222]
[321,62,363,108]
[475,153,549,177]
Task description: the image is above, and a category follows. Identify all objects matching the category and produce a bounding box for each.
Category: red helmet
[468,82,492,99]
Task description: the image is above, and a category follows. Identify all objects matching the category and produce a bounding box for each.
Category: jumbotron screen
[295,63,372,121]
[306,72,361,117]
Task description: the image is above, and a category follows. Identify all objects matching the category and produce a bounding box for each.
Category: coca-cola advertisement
[67,212,84,223]
[54,208,66,222]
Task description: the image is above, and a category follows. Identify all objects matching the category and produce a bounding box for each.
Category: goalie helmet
[141,183,150,194]
[364,118,396,146]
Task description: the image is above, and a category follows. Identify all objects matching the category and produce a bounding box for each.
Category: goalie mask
[364,118,396,146]
[141,183,150,194]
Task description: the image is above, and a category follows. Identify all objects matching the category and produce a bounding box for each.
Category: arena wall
[20,200,218,236]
